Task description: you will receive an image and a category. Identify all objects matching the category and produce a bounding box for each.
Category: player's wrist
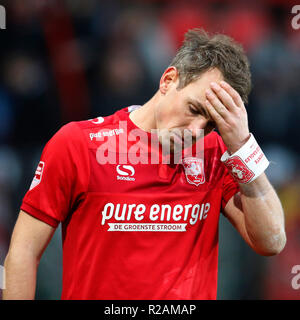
[226,133,251,155]
[221,133,269,184]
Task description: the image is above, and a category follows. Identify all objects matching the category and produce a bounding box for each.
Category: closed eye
[189,104,216,128]
[189,105,201,115]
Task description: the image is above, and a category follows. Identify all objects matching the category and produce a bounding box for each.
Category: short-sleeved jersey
[21,106,240,300]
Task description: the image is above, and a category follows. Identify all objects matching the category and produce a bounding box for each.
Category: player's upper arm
[21,122,89,225]
[223,192,255,250]
[7,210,56,262]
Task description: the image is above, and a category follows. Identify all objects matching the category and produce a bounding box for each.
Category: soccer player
[3,29,286,300]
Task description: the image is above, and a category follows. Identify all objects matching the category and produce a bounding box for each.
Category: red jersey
[21,106,239,300]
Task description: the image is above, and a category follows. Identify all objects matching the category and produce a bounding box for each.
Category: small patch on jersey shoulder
[89,117,104,125]
[29,161,45,190]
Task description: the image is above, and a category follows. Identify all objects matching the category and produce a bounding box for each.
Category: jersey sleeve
[21,122,89,228]
[216,134,240,211]
[221,169,240,211]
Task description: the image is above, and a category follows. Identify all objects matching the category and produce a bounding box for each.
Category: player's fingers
[219,81,245,110]
[210,82,237,112]
[205,89,229,120]
[205,99,225,125]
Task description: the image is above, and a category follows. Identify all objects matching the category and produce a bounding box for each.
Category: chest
[88,154,216,195]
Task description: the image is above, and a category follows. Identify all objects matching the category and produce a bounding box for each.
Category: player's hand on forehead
[204,80,247,121]
[206,81,244,111]
[219,81,245,110]
[204,80,250,154]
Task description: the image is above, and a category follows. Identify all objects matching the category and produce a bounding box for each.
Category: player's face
[155,67,223,152]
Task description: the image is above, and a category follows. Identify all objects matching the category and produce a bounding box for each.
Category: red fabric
[21,107,239,300]
[42,1,90,122]
[216,134,240,210]
[21,202,59,228]
[222,8,272,51]
[160,4,210,48]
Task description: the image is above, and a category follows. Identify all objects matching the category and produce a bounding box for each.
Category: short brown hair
[170,28,251,104]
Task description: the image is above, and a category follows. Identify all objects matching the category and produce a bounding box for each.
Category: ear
[159,67,179,94]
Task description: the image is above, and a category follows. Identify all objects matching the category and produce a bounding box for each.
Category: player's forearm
[3,251,38,300]
[239,173,286,256]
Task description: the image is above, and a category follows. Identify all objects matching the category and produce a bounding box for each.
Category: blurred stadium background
[0,0,299,300]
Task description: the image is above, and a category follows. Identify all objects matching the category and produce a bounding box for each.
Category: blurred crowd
[0,0,299,299]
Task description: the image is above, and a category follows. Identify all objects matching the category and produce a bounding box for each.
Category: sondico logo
[291,265,300,290]
[0,6,6,30]
[116,165,135,181]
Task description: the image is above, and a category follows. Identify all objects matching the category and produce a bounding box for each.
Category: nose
[187,117,208,138]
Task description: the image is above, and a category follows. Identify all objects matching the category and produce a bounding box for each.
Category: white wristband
[221,133,269,184]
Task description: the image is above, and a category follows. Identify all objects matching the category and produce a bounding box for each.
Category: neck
[129,92,159,132]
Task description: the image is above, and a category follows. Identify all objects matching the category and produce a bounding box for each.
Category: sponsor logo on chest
[101,201,211,232]
[116,165,135,181]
